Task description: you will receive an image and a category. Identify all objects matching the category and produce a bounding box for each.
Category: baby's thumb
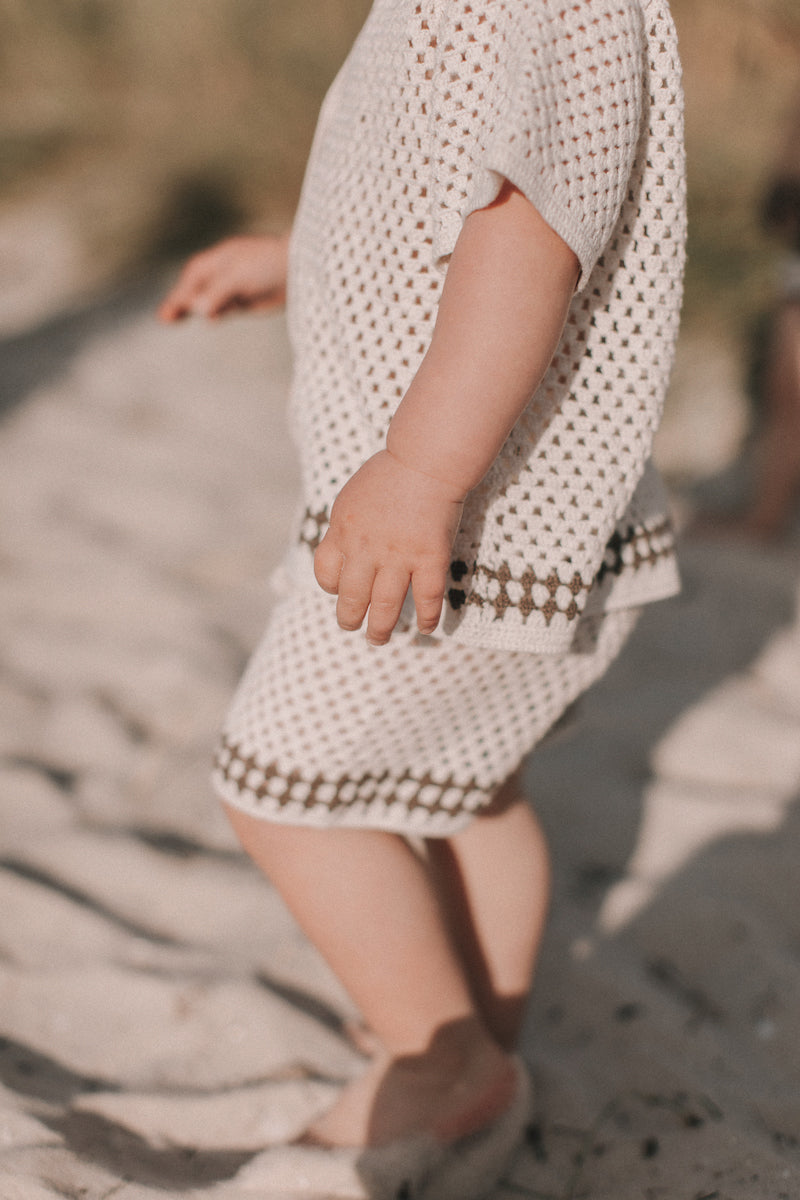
[314,532,344,594]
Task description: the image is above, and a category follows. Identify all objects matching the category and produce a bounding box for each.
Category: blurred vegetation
[0,0,371,269]
[671,0,800,337]
[0,0,799,339]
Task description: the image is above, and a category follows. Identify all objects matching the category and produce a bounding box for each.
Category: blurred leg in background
[739,287,800,538]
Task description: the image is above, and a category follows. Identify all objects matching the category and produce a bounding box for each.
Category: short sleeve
[429,0,646,290]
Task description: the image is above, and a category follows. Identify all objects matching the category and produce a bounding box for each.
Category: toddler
[160,1,685,1196]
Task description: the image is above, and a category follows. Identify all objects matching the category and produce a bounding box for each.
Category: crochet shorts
[212,587,639,837]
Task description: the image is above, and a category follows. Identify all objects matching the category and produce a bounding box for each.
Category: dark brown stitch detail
[460,563,591,625]
[214,737,484,819]
[451,517,676,625]
[297,509,673,621]
[596,517,676,584]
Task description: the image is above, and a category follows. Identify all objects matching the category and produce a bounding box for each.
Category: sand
[1,215,799,1198]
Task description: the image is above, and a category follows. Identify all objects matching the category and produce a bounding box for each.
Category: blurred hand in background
[158,233,290,322]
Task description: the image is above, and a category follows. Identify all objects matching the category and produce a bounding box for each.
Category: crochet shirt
[284,0,686,653]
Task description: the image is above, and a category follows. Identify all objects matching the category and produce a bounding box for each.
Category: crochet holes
[286,0,683,641]
[215,588,639,832]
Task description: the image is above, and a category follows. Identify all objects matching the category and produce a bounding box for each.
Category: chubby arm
[314,181,579,644]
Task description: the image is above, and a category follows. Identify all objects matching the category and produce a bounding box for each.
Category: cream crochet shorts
[212,587,639,837]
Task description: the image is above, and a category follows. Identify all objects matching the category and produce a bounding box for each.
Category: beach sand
[1,224,800,1198]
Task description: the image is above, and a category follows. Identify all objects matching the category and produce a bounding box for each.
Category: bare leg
[224,806,516,1147]
[742,302,800,537]
[426,776,551,1050]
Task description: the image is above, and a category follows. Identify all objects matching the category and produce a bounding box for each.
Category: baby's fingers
[158,284,193,322]
[316,530,377,631]
[365,569,411,646]
[411,566,445,636]
[158,255,215,321]
[335,560,376,633]
[185,273,240,319]
[314,532,344,594]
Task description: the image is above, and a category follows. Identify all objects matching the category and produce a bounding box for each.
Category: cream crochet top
[285,0,686,653]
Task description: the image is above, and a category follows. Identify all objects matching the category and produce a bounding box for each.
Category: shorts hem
[212,768,477,838]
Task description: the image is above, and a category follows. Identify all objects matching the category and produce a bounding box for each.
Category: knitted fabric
[214,588,639,835]
[285,0,686,653]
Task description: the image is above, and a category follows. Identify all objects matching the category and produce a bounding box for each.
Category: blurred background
[2,7,800,1197]
[2,0,800,498]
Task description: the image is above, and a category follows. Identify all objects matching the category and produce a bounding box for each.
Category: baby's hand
[314,450,466,645]
[158,234,289,322]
